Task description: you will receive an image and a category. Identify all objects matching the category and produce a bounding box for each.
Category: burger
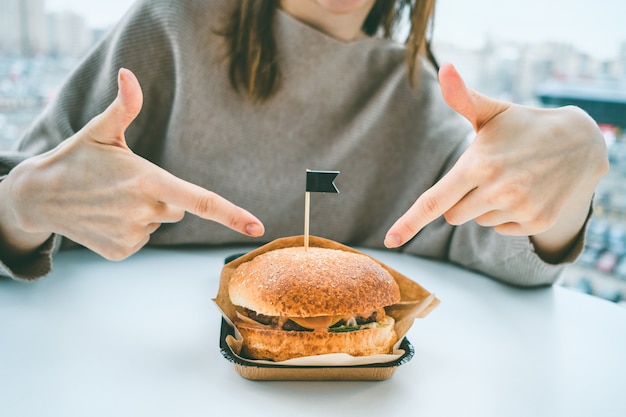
[228,246,402,362]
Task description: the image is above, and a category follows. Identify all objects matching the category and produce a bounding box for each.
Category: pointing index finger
[155,170,264,237]
[385,167,473,248]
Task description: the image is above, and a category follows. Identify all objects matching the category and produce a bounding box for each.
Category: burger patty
[242,308,380,332]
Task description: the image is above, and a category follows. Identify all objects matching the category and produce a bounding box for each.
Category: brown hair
[220,0,437,102]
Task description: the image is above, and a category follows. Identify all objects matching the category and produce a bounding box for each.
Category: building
[0,1,20,55]
[0,0,90,58]
[47,11,90,58]
[434,40,606,106]
[0,0,46,56]
[535,78,626,129]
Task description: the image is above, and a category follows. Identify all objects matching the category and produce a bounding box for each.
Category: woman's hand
[385,63,609,262]
[0,68,264,262]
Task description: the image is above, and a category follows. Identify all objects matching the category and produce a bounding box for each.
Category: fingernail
[384,234,402,248]
[245,223,264,237]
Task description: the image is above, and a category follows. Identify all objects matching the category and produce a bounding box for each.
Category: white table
[1,246,625,417]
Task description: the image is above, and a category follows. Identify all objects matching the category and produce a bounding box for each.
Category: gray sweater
[0,0,582,285]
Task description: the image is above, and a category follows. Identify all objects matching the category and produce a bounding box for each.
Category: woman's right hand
[0,68,264,262]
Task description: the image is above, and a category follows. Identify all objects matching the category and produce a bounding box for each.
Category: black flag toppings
[306,170,340,193]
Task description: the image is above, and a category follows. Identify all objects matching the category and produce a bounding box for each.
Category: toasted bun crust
[236,318,398,361]
[228,247,401,317]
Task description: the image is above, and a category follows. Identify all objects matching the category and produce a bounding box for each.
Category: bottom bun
[236,318,398,362]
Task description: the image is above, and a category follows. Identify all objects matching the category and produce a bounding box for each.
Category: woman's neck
[279,0,375,42]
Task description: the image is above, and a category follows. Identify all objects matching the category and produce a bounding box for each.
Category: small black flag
[306,170,340,193]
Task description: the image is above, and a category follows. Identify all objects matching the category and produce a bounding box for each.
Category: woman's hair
[220,0,437,102]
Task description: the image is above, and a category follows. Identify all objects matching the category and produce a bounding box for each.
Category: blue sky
[45,0,624,60]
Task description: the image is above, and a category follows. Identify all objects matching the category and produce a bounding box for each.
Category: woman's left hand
[385,63,609,262]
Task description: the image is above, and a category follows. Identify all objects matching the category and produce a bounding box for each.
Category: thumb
[87,68,144,148]
[438,62,509,131]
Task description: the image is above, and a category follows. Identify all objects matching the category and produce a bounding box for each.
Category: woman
[0,0,608,284]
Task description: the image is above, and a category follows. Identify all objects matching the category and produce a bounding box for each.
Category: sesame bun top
[228,246,401,317]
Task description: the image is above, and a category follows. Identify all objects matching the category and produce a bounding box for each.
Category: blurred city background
[1,0,625,305]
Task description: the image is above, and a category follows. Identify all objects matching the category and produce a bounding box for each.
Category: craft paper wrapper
[213,235,439,380]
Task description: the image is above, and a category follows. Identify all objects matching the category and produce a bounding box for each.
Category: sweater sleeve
[0,0,180,280]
